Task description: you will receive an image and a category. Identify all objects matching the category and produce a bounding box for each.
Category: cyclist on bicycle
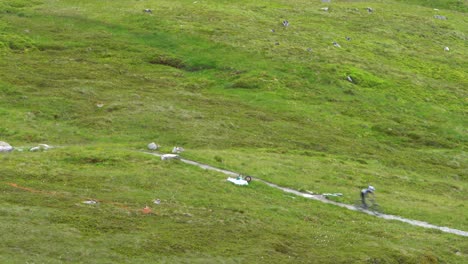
[360,185,375,208]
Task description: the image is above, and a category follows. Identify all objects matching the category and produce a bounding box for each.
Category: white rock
[147,142,159,150]
[320,7,329,11]
[434,15,447,20]
[444,46,450,51]
[38,144,52,150]
[30,146,41,152]
[29,144,52,152]
[172,146,185,153]
[82,200,98,205]
[161,154,180,161]
[0,141,13,152]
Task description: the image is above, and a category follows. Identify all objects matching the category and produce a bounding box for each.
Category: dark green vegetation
[1,0,467,263]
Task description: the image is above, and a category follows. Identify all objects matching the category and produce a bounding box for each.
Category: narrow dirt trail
[146,152,468,237]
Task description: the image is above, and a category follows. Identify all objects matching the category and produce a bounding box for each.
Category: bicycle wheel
[354,199,366,209]
[368,202,381,213]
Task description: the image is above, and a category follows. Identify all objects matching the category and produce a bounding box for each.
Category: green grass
[1,0,467,263]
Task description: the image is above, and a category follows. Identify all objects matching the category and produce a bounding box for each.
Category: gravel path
[146,152,468,237]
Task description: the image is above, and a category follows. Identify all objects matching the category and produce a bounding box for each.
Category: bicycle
[354,198,381,214]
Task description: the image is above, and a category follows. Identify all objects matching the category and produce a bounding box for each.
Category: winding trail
[146,152,468,237]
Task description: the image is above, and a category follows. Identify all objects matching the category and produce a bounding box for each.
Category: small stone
[83,200,98,205]
[147,142,159,150]
[143,9,152,13]
[444,46,450,52]
[434,15,447,20]
[347,76,354,83]
[0,141,13,152]
[172,146,184,153]
[30,144,52,152]
[161,154,180,161]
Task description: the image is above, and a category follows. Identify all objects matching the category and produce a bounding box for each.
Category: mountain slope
[1,0,467,263]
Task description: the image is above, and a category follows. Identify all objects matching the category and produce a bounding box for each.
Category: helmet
[368,186,375,192]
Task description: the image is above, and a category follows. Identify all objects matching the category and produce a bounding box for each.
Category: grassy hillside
[1,0,467,263]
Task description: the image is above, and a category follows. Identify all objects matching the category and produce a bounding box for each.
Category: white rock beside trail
[0,141,13,152]
[172,146,185,153]
[161,154,180,161]
[30,144,53,152]
[147,142,159,150]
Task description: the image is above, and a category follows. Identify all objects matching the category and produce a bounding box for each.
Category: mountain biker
[360,186,375,208]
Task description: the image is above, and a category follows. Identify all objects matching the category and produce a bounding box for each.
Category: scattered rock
[0,141,13,152]
[306,48,312,52]
[270,29,275,33]
[346,36,351,41]
[434,15,447,20]
[333,41,341,48]
[96,103,104,108]
[347,76,354,83]
[154,199,161,205]
[444,46,450,52]
[282,20,289,27]
[161,154,180,161]
[366,7,374,13]
[147,142,159,150]
[143,9,152,13]
[320,7,329,12]
[172,146,185,153]
[82,200,98,205]
[30,144,52,152]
